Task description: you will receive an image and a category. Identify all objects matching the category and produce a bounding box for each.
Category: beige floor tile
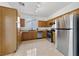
[6,39,64,56]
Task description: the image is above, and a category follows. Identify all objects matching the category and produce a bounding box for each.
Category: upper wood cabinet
[0,6,17,55]
[38,20,54,27]
[20,18,25,27]
[38,21,48,27]
[47,20,54,27]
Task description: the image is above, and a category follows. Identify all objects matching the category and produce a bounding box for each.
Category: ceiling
[8,2,72,19]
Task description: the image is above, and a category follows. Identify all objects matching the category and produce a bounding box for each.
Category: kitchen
[0,2,79,56]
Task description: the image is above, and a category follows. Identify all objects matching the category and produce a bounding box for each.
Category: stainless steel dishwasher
[37,31,42,39]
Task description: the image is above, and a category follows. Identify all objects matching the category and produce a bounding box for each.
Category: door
[0,7,2,55]
[2,7,17,55]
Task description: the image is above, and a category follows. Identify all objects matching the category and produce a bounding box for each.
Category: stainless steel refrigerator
[55,13,78,56]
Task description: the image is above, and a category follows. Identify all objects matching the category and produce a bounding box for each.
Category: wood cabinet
[22,30,37,41]
[0,6,17,55]
[42,31,47,38]
[52,32,55,43]
[38,20,54,27]
[47,20,54,27]
[38,21,48,27]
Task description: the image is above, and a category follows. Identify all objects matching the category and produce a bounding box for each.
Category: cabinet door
[38,21,47,27]
[2,7,17,55]
[47,20,53,27]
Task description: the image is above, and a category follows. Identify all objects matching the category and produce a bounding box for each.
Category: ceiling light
[18,2,25,6]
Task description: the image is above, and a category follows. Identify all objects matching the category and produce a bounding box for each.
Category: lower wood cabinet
[42,31,47,38]
[22,30,48,41]
[22,30,37,41]
[52,32,55,43]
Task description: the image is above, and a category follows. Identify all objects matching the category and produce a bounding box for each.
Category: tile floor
[6,39,64,56]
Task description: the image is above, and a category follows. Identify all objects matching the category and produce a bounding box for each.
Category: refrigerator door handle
[56,28,72,30]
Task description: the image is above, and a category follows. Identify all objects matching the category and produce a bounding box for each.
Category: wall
[25,18,38,30]
[38,27,51,31]
[21,15,38,31]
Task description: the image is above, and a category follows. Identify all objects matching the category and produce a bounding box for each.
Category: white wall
[21,16,38,31]
[48,2,79,19]
[25,19,38,30]
[38,27,51,30]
